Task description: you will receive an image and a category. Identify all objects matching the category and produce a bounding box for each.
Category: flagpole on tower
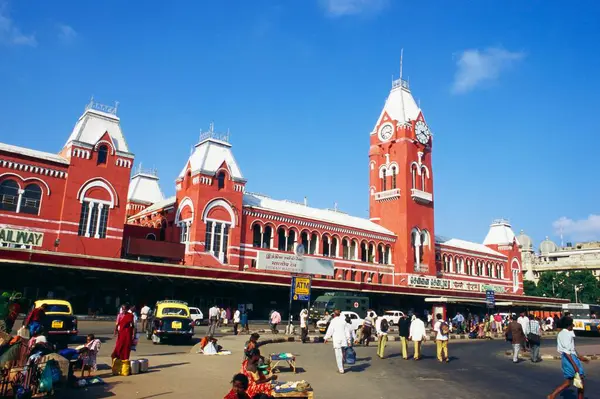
[400,48,404,80]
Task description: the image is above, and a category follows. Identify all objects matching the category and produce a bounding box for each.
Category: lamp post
[574,284,584,303]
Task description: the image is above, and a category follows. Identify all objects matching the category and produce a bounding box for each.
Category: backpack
[440,322,450,335]
[380,319,389,333]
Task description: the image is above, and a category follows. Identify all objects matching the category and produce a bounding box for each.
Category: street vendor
[241,349,277,397]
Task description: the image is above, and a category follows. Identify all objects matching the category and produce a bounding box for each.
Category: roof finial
[334,201,338,211]
[399,48,404,80]
[114,101,119,114]
[209,121,214,133]
[137,162,142,174]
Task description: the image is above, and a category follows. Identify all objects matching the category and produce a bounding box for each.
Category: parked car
[145,300,194,344]
[189,307,204,326]
[317,311,364,334]
[33,299,78,348]
[381,310,405,326]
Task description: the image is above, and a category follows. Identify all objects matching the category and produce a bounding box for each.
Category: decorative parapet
[411,188,432,204]
[85,97,118,116]
[375,188,401,201]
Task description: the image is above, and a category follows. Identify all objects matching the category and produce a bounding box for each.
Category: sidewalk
[504,343,600,361]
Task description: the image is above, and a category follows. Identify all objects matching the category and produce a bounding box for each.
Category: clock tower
[368,77,436,278]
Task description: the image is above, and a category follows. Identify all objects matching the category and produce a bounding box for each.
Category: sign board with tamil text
[290,276,311,302]
[256,251,334,277]
[0,227,44,247]
[486,290,495,308]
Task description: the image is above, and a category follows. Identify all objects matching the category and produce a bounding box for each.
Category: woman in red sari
[241,349,276,397]
[111,304,135,375]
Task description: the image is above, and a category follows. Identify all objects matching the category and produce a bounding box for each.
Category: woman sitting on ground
[224,373,251,399]
[241,349,277,397]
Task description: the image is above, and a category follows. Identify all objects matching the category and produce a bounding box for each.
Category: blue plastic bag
[38,363,54,393]
[344,347,356,365]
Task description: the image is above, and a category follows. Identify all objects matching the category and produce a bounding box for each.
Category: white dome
[517,230,533,251]
[539,237,558,254]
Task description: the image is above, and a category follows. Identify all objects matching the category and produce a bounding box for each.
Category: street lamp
[574,284,584,303]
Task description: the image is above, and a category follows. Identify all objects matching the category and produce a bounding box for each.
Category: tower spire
[400,48,404,80]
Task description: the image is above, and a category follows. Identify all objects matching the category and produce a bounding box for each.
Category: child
[80,334,101,378]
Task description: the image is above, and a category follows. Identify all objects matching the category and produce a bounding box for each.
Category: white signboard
[408,274,507,294]
[0,227,44,247]
[256,251,334,277]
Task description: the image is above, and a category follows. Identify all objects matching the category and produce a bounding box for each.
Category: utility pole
[574,284,584,303]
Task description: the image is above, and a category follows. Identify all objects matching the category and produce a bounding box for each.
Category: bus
[309,292,370,323]
[562,303,600,335]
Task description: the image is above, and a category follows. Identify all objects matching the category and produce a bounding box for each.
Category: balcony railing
[411,189,432,204]
[375,188,401,201]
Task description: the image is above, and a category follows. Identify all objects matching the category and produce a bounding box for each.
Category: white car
[381,310,405,326]
[317,311,364,333]
[189,307,204,326]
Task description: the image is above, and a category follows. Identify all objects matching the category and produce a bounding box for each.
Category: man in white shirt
[548,317,588,399]
[517,312,530,335]
[433,313,449,363]
[208,305,220,336]
[233,308,241,335]
[299,309,309,343]
[324,309,351,374]
[140,304,151,334]
[409,313,427,360]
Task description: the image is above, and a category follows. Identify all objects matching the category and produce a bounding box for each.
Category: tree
[534,270,600,303]
[523,280,538,296]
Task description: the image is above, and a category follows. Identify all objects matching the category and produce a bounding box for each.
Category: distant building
[518,231,600,282]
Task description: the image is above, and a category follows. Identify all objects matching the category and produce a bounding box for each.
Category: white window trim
[80,199,109,238]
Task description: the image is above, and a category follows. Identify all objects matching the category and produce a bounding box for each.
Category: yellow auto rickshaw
[32,299,78,347]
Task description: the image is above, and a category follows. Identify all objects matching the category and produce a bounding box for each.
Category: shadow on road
[147,362,190,371]
[62,380,124,398]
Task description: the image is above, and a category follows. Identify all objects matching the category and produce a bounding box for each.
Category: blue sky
[1,0,599,249]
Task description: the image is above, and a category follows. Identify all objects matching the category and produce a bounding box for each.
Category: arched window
[421,167,426,191]
[382,169,387,191]
[262,225,273,249]
[350,240,357,260]
[411,165,417,189]
[486,263,492,277]
[368,243,375,263]
[77,181,113,239]
[477,261,483,276]
[322,235,330,257]
[277,227,286,251]
[377,244,384,264]
[331,237,338,257]
[287,230,296,251]
[205,220,230,263]
[0,179,20,212]
[185,170,192,189]
[301,231,309,253]
[20,184,42,215]
[391,166,397,189]
[217,171,226,190]
[342,239,349,259]
[385,246,391,264]
[146,233,156,240]
[97,145,108,165]
[309,233,318,255]
[360,242,367,262]
[252,224,262,248]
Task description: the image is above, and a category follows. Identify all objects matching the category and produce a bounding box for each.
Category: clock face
[415,121,430,144]
[378,123,394,141]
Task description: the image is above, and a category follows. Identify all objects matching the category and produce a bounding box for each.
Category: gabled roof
[0,142,69,165]
[178,138,244,181]
[373,79,421,131]
[128,172,164,205]
[65,101,130,154]
[243,193,395,236]
[436,236,506,258]
[129,196,176,219]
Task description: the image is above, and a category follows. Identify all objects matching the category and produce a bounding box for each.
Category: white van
[189,307,204,326]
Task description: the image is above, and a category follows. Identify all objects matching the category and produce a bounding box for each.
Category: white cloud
[0,4,36,46]
[452,47,524,94]
[58,24,77,43]
[321,0,389,17]
[553,215,600,242]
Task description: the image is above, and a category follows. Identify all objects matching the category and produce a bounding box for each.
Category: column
[414,235,421,269]
[210,221,216,254]
[94,203,104,238]
[15,189,24,213]
[218,223,225,261]
[84,202,94,237]
[284,233,288,252]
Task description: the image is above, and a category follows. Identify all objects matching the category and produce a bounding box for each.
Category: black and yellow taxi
[145,300,194,344]
[34,299,78,346]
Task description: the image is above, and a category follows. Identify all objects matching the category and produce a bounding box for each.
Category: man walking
[208,304,220,337]
[376,316,389,359]
[528,316,542,363]
[508,315,525,363]
[548,317,588,399]
[140,303,151,334]
[398,313,410,360]
[299,309,309,343]
[409,313,426,360]
[233,308,241,335]
[270,310,281,333]
[324,309,351,374]
[433,314,449,362]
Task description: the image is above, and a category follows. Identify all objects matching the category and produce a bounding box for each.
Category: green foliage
[523,280,538,296]
[533,271,600,303]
